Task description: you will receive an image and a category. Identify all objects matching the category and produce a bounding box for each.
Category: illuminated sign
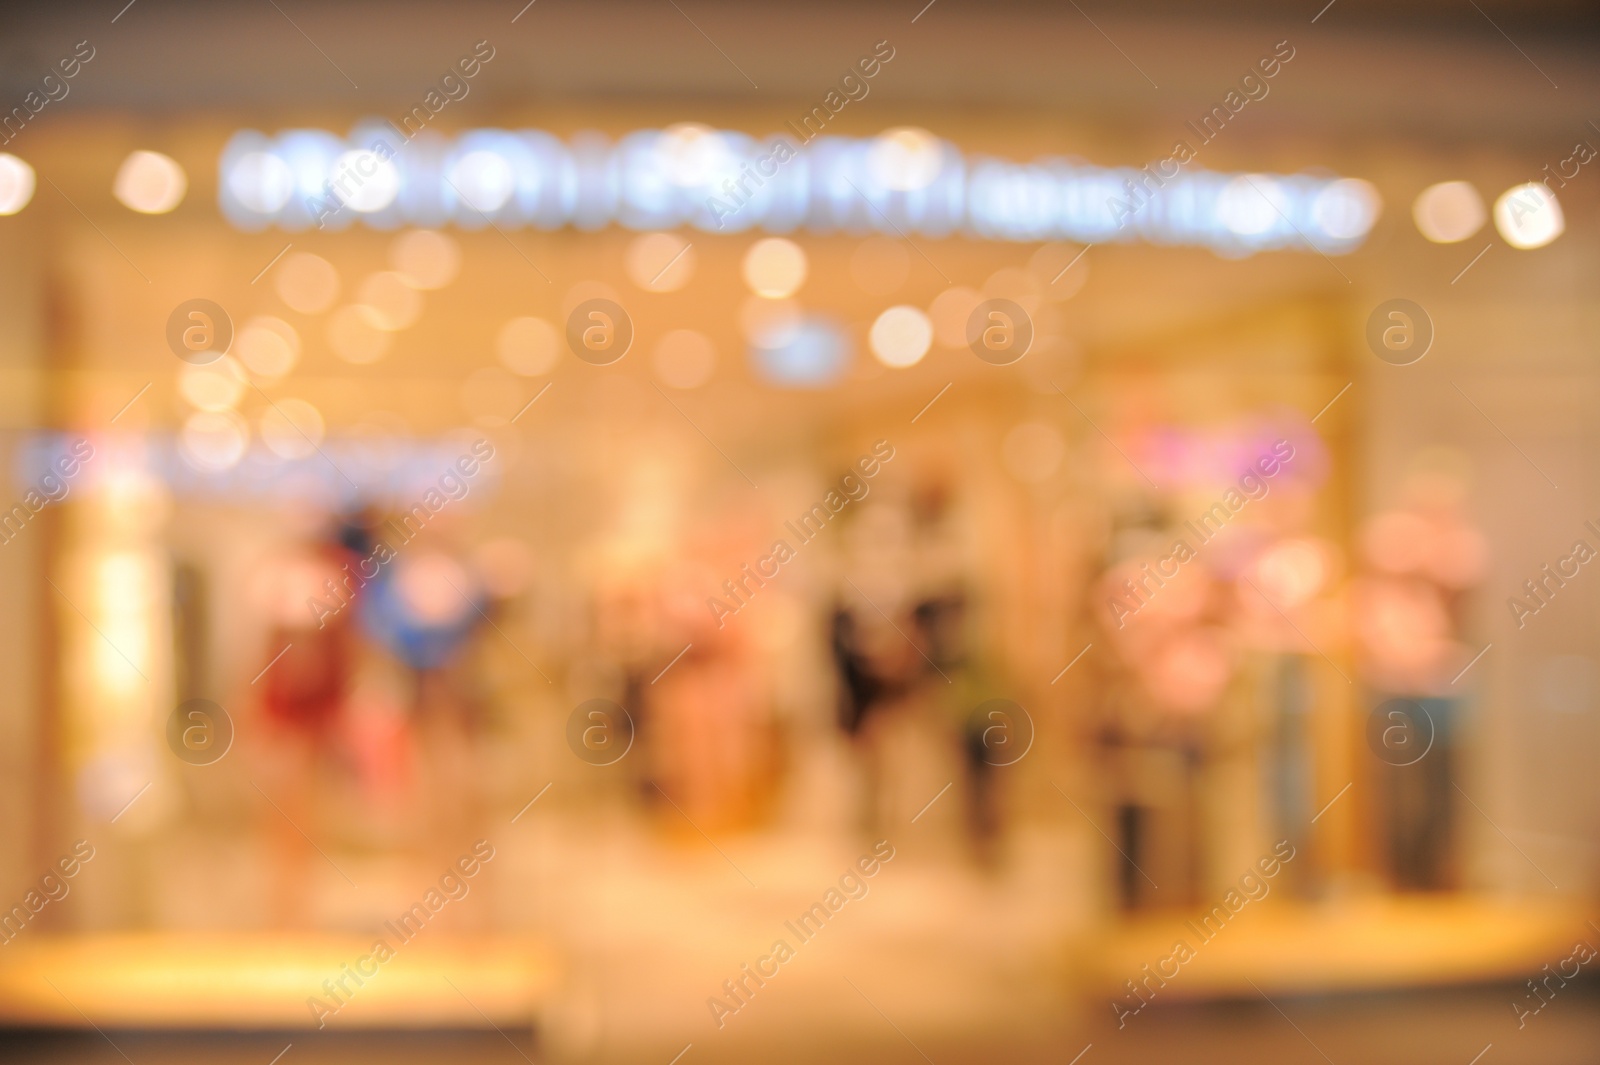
[18,432,501,504]
[219,123,1380,256]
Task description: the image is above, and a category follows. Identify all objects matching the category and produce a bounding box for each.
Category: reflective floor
[5,988,1598,1065]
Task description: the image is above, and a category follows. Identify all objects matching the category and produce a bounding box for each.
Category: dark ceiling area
[0,1,1593,148]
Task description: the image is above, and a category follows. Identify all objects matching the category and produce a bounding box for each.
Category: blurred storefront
[0,3,1597,1061]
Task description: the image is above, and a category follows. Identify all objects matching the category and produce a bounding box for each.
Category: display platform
[0,933,558,1030]
[1075,895,1593,1002]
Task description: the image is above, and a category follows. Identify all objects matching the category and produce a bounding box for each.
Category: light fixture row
[0,149,188,215]
[0,149,1571,253]
[1413,180,1564,249]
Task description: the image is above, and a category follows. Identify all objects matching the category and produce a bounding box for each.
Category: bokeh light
[259,397,326,459]
[1412,181,1486,243]
[356,271,423,331]
[868,127,944,191]
[178,356,249,412]
[1311,177,1382,241]
[113,150,187,214]
[274,252,340,314]
[496,317,559,376]
[868,305,933,368]
[225,150,294,214]
[179,410,248,471]
[449,149,516,213]
[329,149,400,213]
[389,229,461,290]
[652,329,716,389]
[657,123,734,187]
[750,315,849,387]
[1217,175,1286,237]
[626,232,696,293]
[1493,182,1564,249]
[742,237,807,298]
[235,316,301,379]
[1254,538,1333,608]
[0,153,37,215]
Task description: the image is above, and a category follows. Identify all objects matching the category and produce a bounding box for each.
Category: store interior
[1,2,1598,1062]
